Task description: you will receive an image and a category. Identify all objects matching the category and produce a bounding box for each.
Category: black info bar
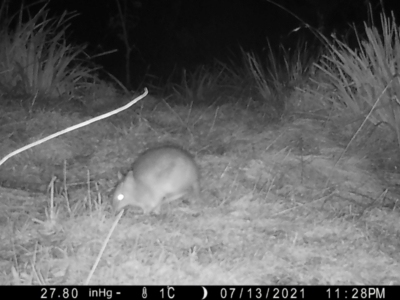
[1,285,391,300]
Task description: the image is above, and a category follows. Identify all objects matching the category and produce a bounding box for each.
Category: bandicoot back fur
[112,146,200,214]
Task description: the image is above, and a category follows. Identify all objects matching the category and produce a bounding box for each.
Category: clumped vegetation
[1,6,81,99]
[0,2,117,111]
[0,2,399,285]
[317,12,400,147]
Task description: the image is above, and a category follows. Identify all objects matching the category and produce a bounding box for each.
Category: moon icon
[202,286,208,299]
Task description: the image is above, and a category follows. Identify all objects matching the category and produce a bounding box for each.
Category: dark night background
[11,0,400,88]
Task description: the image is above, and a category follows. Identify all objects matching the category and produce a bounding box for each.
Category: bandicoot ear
[117,171,123,180]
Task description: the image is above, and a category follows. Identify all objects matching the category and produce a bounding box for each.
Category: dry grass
[0,96,399,285]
